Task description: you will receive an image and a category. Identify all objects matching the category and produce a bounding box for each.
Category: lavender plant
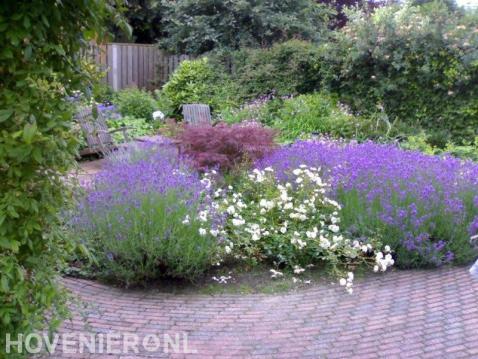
[257,140,478,268]
[68,143,224,285]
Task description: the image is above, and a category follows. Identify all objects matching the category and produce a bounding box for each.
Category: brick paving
[42,267,478,358]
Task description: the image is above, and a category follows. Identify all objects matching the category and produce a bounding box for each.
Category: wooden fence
[88,43,190,91]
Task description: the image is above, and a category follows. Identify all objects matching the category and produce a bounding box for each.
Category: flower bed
[69,143,225,285]
[257,140,478,267]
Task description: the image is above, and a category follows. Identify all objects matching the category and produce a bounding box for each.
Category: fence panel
[89,43,189,91]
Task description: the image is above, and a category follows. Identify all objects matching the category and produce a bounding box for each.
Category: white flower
[373,265,379,272]
[292,169,302,176]
[198,210,208,222]
[319,236,331,249]
[306,230,317,239]
[252,233,261,241]
[361,245,368,253]
[347,272,354,281]
[293,265,305,274]
[339,278,347,286]
[270,269,283,278]
[225,246,232,254]
[232,218,245,226]
[227,206,236,215]
[296,177,303,184]
[182,215,190,224]
[346,287,353,295]
[280,227,287,234]
[328,224,340,233]
[384,245,391,253]
[199,228,207,236]
[210,229,219,237]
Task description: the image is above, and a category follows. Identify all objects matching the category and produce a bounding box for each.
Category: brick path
[43,267,478,358]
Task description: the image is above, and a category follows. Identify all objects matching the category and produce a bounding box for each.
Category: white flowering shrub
[219,165,394,293]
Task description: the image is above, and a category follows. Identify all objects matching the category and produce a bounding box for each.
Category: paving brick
[38,267,478,358]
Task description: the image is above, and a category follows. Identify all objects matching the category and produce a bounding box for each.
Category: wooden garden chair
[76,106,131,156]
[182,104,212,124]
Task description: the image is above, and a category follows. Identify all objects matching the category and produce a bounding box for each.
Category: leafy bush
[175,122,277,171]
[271,93,364,141]
[402,132,478,162]
[0,0,122,354]
[219,165,394,293]
[161,57,238,116]
[320,1,478,143]
[159,0,330,55]
[107,116,156,142]
[68,144,224,285]
[258,141,478,268]
[115,88,157,121]
[221,40,323,100]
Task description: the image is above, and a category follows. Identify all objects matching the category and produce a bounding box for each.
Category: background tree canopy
[158,0,332,55]
[112,0,163,43]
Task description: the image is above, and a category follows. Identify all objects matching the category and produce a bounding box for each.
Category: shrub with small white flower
[219,165,394,293]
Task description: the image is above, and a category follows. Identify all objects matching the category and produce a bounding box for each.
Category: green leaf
[0,238,20,252]
[23,122,37,143]
[0,276,9,292]
[0,109,13,122]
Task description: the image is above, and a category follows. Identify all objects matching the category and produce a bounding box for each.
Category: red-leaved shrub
[176,122,277,171]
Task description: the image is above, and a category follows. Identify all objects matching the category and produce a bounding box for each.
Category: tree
[112,0,164,43]
[0,0,126,354]
[318,0,387,28]
[159,0,331,55]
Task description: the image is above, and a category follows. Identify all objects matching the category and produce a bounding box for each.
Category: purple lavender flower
[257,140,478,267]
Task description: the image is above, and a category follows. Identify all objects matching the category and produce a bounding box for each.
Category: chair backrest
[182,104,211,124]
[76,106,113,151]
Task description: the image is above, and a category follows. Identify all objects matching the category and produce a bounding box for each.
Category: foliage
[114,88,157,121]
[161,58,239,116]
[271,93,389,142]
[320,1,478,143]
[111,0,163,43]
[106,116,156,142]
[174,122,277,171]
[402,132,478,162]
[318,0,385,28]
[219,40,323,100]
[219,166,394,293]
[159,0,331,56]
[67,144,224,285]
[258,141,478,268]
[0,0,125,354]
[217,94,288,125]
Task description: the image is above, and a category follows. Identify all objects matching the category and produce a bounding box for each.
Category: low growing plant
[258,140,478,268]
[175,122,277,171]
[114,88,157,121]
[67,144,225,285]
[218,166,394,293]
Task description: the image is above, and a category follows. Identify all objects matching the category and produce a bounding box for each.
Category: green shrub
[220,165,394,292]
[0,0,121,355]
[269,93,389,142]
[115,88,157,121]
[161,57,239,116]
[106,116,156,142]
[402,132,478,161]
[320,1,478,143]
[217,40,322,101]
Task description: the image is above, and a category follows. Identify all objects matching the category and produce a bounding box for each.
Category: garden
[2,0,478,356]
